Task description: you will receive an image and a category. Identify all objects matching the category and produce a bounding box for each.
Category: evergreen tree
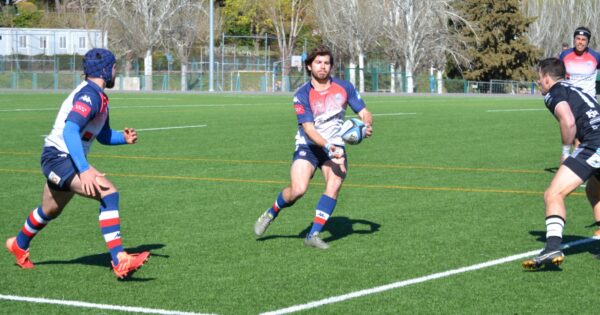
[451,0,541,81]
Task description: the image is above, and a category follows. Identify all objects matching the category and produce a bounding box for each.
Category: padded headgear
[574,26,591,40]
[83,48,116,83]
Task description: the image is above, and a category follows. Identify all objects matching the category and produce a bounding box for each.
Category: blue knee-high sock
[16,206,52,250]
[267,192,292,219]
[308,195,337,237]
[99,192,125,264]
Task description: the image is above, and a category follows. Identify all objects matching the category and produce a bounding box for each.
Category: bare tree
[261,0,309,92]
[163,1,207,91]
[313,0,382,92]
[524,0,600,58]
[96,0,195,91]
[380,0,473,93]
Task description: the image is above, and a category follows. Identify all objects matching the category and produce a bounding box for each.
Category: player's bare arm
[554,101,576,161]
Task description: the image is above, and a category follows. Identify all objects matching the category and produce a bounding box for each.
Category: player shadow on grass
[526,231,600,272]
[35,243,167,280]
[257,216,381,243]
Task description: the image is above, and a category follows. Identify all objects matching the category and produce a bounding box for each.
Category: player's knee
[289,185,308,200]
[544,188,563,204]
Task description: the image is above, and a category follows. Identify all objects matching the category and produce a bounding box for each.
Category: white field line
[1,102,283,112]
[260,236,600,315]
[0,294,214,315]
[40,124,207,136]
[372,112,417,116]
[136,125,207,132]
[486,108,544,112]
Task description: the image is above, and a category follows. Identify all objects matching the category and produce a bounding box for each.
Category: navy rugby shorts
[564,145,600,181]
[292,144,347,169]
[40,146,76,191]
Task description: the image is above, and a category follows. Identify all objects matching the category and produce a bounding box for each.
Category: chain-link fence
[0,54,542,94]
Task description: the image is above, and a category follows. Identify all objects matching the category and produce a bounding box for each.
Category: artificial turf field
[1,91,600,314]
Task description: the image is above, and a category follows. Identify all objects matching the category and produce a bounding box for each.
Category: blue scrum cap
[83,48,116,82]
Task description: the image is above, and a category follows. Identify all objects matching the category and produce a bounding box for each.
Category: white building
[0,28,106,56]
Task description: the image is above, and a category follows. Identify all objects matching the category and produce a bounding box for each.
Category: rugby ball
[340,118,367,145]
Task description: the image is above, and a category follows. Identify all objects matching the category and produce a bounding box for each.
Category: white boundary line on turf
[260,237,600,315]
[40,124,207,137]
[0,102,284,112]
[0,294,214,315]
[372,112,417,116]
[486,108,544,112]
[136,125,207,131]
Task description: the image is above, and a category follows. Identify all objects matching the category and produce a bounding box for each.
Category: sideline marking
[0,167,583,196]
[260,237,600,315]
[0,102,284,112]
[0,294,212,315]
[486,108,544,112]
[371,112,417,116]
[136,125,207,132]
[0,151,560,175]
[39,125,207,136]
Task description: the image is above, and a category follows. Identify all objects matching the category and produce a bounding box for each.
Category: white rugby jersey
[44,80,109,154]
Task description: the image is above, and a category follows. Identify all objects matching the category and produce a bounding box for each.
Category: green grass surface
[1,92,600,314]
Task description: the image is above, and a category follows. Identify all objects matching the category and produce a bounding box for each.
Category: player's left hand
[124,128,137,144]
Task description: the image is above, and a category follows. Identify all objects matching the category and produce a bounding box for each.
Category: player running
[523,58,600,270]
[253,45,373,249]
[5,48,149,279]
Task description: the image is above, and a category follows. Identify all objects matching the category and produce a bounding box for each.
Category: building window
[79,36,86,49]
[59,36,66,49]
[40,36,47,49]
[18,35,26,48]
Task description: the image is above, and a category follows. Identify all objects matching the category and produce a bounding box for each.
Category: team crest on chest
[335,93,343,104]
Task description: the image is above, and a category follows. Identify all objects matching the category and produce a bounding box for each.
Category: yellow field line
[0,167,581,196]
[0,151,547,174]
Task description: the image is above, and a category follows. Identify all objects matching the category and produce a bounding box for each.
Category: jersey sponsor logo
[586,109,599,118]
[587,152,600,168]
[73,101,91,118]
[294,104,305,114]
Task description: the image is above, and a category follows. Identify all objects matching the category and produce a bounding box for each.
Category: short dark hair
[537,58,566,81]
[304,45,334,74]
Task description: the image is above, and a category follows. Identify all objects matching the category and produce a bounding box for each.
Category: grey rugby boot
[254,211,274,236]
[522,249,564,270]
[304,232,330,249]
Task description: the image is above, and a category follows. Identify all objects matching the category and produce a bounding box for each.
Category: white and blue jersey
[293,77,365,146]
[559,48,600,97]
[44,80,110,154]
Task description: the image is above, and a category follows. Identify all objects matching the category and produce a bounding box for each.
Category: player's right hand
[325,143,344,159]
[80,166,106,197]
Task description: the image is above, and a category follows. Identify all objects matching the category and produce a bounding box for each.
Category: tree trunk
[181,62,188,91]
[390,63,395,93]
[405,59,413,93]
[437,69,443,94]
[358,51,365,93]
[144,49,153,91]
[349,61,357,88]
